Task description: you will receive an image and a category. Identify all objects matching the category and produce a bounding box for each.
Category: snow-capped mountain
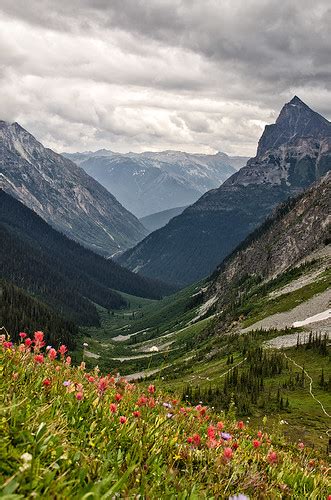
[117,97,331,286]
[0,121,147,256]
[64,150,247,217]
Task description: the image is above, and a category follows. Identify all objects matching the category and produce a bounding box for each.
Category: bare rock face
[118,97,331,287]
[0,121,147,256]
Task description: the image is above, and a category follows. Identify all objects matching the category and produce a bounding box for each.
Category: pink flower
[3,341,13,349]
[19,332,27,339]
[43,378,51,387]
[133,410,141,418]
[253,440,261,448]
[257,430,263,439]
[223,447,233,460]
[148,384,156,394]
[192,434,201,446]
[109,403,117,413]
[88,376,95,383]
[58,344,67,356]
[217,421,224,431]
[34,331,44,342]
[76,392,84,401]
[65,356,71,365]
[25,338,32,347]
[18,344,26,352]
[34,354,44,364]
[48,348,57,361]
[98,377,109,393]
[298,442,305,450]
[207,426,215,440]
[115,393,123,402]
[267,451,278,464]
[119,416,127,424]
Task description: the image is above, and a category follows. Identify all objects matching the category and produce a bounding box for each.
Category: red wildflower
[253,440,261,448]
[34,354,44,364]
[25,338,32,347]
[232,441,239,450]
[19,332,27,339]
[192,434,201,446]
[137,395,148,406]
[217,421,224,431]
[76,392,84,401]
[237,421,245,429]
[187,437,193,444]
[298,442,305,450]
[223,447,233,460]
[257,430,263,439]
[48,348,57,360]
[34,331,44,342]
[172,399,178,405]
[43,378,51,387]
[115,393,123,402]
[98,377,109,393]
[66,356,71,365]
[58,344,67,356]
[133,411,141,418]
[267,451,278,464]
[110,403,117,413]
[207,426,215,440]
[3,341,13,349]
[148,397,155,408]
[119,416,127,424]
[88,376,95,383]
[148,384,156,394]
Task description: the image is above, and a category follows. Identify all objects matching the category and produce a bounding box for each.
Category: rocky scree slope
[0,121,147,256]
[118,97,331,287]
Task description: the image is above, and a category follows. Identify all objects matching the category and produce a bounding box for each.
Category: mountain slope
[0,191,174,326]
[118,97,331,286]
[139,206,187,233]
[65,150,246,217]
[0,121,147,256]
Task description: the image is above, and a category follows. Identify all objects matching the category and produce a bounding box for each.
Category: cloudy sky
[1,0,330,156]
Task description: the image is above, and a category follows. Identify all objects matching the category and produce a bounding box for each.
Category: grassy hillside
[1,336,330,498]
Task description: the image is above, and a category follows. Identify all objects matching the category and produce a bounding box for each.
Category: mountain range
[0,190,173,327]
[0,121,147,257]
[118,97,331,287]
[64,149,247,217]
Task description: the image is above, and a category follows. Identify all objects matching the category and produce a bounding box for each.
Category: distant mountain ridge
[0,121,147,256]
[0,190,173,326]
[139,206,187,233]
[118,97,331,287]
[64,149,247,217]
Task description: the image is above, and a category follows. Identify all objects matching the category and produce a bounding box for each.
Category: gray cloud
[0,0,330,156]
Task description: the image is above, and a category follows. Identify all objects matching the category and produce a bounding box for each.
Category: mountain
[139,206,187,233]
[64,150,247,217]
[0,121,147,256]
[0,190,174,326]
[203,171,331,316]
[118,97,331,287]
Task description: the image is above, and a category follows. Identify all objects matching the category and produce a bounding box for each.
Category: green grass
[1,338,330,498]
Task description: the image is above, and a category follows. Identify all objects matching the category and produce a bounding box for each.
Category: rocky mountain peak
[256,96,330,157]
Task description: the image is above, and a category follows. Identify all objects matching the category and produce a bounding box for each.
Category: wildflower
[19,452,33,472]
[148,384,156,394]
[19,344,26,352]
[229,495,249,500]
[172,399,178,405]
[253,440,261,448]
[63,380,71,387]
[223,447,233,460]
[192,434,201,446]
[166,413,174,419]
[207,426,216,440]
[221,432,232,441]
[237,421,245,429]
[257,430,263,439]
[80,362,86,371]
[48,348,57,361]
[137,395,148,406]
[34,354,44,364]
[34,331,44,342]
[133,411,141,418]
[98,377,109,393]
[83,342,89,347]
[65,356,71,365]
[19,332,27,339]
[58,344,67,356]
[217,421,224,431]
[115,393,123,402]
[148,397,155,408]
[25,338,32,347]
[119,416,127,424]
[88,376,95,383]
[232,441,239,450]
[187,437,194,444]
[267,451,278,464]
[42,378,51,387]
[76,392,84,401]
[55,366,61,372]
[298,442,305,450]
[12,372,19,380]
[163,402,172,409]
[110,403,117,413]
[3,341,13,349]
[76,383,83,391]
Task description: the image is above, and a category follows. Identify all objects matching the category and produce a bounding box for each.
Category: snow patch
[292,309,331,327]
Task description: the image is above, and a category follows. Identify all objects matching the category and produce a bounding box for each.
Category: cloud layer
[1,0,330,155]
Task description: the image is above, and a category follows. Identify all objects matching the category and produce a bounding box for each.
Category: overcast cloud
[0,0,330,156]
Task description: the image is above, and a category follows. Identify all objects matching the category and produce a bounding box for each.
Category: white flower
[83,342,89,347]
[21,452,32,462]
